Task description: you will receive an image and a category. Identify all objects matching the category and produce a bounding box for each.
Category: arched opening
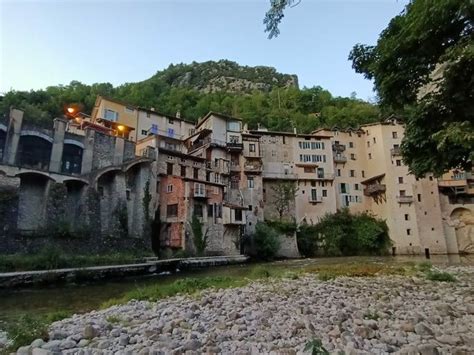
[0,128,6,161]
[17,135,52,171]
[450,207,474,254]
[61,144,83,174]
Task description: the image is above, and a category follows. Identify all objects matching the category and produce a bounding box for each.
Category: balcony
[244,162,263,174]
[309,195,323,203]
[263,171,298,180]
[396,195,414,204]
[230,163,240,172]
[315,173,335,180]
[391,147,402,156]
[223,205,246,225]
[332,143,346,153]
[226,142,244,151]
[333,154,347,163]
[363,184,386,196]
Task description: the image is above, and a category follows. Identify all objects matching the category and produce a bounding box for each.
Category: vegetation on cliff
[0,60,379,132]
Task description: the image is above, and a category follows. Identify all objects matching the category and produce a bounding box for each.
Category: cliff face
[148,60,299,93]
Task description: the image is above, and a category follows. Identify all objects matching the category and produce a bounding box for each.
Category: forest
[0,60,380,132]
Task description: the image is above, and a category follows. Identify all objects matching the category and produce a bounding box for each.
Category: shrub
[417,261,432,272]
[426,270,456,282]
[296,224,320,257]
[253,222,281,260]
[304,338,329,355]
[191,215,208,256]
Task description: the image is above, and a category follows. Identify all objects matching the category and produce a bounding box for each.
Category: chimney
[176,110,181,118]
[293,127,297,135]
[150,107,155,112]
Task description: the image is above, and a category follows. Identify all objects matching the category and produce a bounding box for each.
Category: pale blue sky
[0,0,408,100]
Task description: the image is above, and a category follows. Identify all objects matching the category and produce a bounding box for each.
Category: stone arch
[450,207,474,254]
[17,134,53,170]
[15,170,56,182]
[123,158,151,172]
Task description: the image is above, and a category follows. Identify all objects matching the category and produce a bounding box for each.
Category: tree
[254,222,281,260]
[190,215,209,256]
[348,0,473,176]
[271,181,298,220]
[263,0,301,39]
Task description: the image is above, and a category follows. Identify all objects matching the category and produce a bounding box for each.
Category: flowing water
[1,254,473,330]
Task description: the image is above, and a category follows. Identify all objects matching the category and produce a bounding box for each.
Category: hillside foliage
[0,60,379,132]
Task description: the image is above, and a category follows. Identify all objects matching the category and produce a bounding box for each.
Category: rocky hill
[145,60,298,93]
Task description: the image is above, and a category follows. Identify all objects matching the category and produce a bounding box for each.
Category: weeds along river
[1,255,473,331]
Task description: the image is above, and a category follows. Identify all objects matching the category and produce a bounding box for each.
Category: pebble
[7,265,474,354]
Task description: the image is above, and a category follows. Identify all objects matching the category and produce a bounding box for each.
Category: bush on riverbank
[296,209,392,257]
[253,222,281,260]
[0,247,146,272]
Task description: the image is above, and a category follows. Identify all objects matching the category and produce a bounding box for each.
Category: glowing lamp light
[117,125,125,131]
[67,107,75,114]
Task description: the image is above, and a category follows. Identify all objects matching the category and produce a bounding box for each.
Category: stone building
[0,108,154,254]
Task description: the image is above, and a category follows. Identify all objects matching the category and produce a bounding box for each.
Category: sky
[0,0,409,100]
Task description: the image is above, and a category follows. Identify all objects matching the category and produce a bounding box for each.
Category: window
[235,209,243,221]
[350,153,356,160]
[249,143,256,152]
[227,121,241,132]
[354,183,359,191]
[404,214,409,221]
[398,177,404,184]
[392,132,398,138]
[248,205,253,211]
[193,168,199,179]
[125,106,135,113]
[167,204,178,217]
[168,118,174,125]
[396,160,402,166]
[322,189,327,197]
[229,135,240,143]
[417,194,421,202]
[350,170,355,177]
[368,153,372,159]
[310,188,317,201]
[373,137,376,143]
[282,136,286,144]
[166,184,173,193]
[208,204,214,218]
[367,141,370,147]
[248,177,254,188]
[406,229,411,236]
[141,130,148,135]
[104,109,118,121]
[400,190,406,196]
[349,142,354,148]
[362,170,365,178]
[317,168,325,178]
[340,183,348,194]
[167,128,175,138]
[194,203,203,217]
[150,124,158,134]
[167,163,173,175]
[214,173,220,183]
[337,169,341,177]
[146,112,151,118]
[180,165,186,177]
[311,181,316,187]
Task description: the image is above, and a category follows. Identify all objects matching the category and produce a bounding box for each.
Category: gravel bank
[15,266,474,354]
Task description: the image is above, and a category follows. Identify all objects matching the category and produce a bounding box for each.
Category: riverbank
[6,262,474,354]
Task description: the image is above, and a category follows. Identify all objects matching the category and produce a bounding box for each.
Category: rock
[466,304,474,314]
[400,322,415,332]
[31,349,52,355]
[83,324,99,339]
[77,339,89,347]
[418,344,440,355]
[31,339,45,348]
[354,326,375,339]
[16,345,32,355]
[97,340,111,349]
[436,334,460,345]
[414,322,434,336]
[59,339,76,349]
[119,335,129,346]
[110,328,121,337]
[183,340,201,351]
[42,340,62,351]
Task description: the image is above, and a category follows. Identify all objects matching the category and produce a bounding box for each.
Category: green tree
[271,181,298,220]
[254,222,281,260]
[190,215,208,256]
[348,0,474,176]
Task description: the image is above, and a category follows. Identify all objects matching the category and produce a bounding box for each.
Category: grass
[425,270,456,282]
[2,310,71,354]
[305,262,410,280]
[0,249,147,272]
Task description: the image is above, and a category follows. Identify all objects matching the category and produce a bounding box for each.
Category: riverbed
[1,254,472,332]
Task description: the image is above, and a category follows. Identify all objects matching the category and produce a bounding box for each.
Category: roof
[158,147,206,162]
[249,130,332,139]
[138,107,195,125]
[196,111,242,129]
[361,173,385,185]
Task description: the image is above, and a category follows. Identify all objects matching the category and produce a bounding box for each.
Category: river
[1,254,473,331]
